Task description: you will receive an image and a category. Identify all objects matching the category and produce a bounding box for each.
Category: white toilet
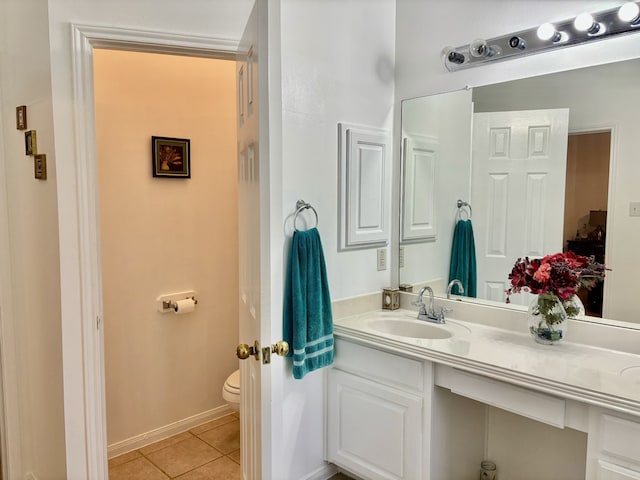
[223,369,241,412]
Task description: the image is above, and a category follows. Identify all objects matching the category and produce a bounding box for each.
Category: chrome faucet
[447,279,464,299]
[412,286,445,324]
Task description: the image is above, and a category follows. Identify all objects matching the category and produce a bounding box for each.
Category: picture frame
[16,105,27,130]
[152,136,190,178]
[34,154,47,180]
[25,130,37,156]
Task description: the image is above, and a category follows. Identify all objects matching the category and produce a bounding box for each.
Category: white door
[471,109,570,305]
[237,5,262,479]
[237,3,289,479]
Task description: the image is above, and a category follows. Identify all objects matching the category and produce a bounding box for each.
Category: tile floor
[108,413,240,479]
[109,412,355,480]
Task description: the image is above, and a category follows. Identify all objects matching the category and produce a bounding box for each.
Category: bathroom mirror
[399,57,640,326]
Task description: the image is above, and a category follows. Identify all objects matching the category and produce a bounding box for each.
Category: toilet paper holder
[157,291,198,313]
[163,297,198,311]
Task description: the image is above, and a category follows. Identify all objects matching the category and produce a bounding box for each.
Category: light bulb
[618,2,640,22]
[574,13,601,34]
[537,23,561,41]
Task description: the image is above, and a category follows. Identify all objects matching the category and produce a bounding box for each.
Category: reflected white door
[237,3,264,479]
[471,109,569,305]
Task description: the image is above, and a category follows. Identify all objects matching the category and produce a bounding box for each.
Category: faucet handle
[434,307,448,322]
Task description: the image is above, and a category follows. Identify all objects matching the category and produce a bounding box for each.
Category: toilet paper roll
[174,298,196,314]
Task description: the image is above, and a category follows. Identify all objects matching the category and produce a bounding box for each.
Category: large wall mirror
[399,57,639,326]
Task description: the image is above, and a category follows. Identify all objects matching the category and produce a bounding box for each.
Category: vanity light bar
[444,2,640,71]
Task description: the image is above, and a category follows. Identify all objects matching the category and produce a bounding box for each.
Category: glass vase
[562,294,585,320]
[527,293,568,345]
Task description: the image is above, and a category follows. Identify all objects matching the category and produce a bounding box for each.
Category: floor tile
[109,457,169,480]
[228,449,241,465]
[176,456,240,480]
[145,436,223,478]
[197,419,240,454]
[108,449,142,468]
[139,430,193,456]
[190,414,236,435]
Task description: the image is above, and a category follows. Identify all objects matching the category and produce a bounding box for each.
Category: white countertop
[334,309,640,417]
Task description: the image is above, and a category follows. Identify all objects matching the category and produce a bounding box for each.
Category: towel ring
[294,200,319,231]
[456,199,472,220]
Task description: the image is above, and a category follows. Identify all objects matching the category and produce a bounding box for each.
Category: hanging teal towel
[449,219,477,298]
[283,228,334,380]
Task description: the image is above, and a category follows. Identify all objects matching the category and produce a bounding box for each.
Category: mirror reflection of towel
[283,228,334,379]
[449,219,477,298]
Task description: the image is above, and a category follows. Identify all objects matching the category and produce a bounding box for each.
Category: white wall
[94,49,238,445]
[472,61,638,322]
[400,90,472,290]
[0,0,67,478]
[275,1,396,478]
[281,0,397,300]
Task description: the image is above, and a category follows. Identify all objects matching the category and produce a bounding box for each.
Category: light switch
[630,202,640,217]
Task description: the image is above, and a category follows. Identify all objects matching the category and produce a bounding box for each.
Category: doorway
[563,131,611,316]
[92,48,241,477]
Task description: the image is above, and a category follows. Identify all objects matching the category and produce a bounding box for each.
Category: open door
[236,5,263,479]
[471,109,570,305]
[236,3,287,479]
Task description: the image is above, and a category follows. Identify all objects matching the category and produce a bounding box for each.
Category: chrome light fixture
[536,23,563,42]
[573,13,603,35]
[618,2,640,23]
[444,2,640,71]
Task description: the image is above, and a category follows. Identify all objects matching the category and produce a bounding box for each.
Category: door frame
[567,125,618,320]
[66,24,239,478]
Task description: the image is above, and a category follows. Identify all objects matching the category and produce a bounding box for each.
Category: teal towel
[283,228,334,380]
[449,219,477,298]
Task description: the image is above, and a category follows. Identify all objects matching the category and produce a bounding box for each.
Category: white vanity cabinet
[329,311,640,480]
[587,411,640,479]
[326,338,431,480]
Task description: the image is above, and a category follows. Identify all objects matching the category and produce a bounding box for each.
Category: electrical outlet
[399,247,405,268]
[630,202,640,217]
[377,248,386,271]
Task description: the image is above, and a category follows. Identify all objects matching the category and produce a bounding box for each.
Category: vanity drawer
[334,338,424,392]
[599,415,640,465]
[440,368,566,428]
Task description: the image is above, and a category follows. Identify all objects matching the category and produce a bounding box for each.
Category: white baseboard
[302,463,338,480]
[107,404,233,458]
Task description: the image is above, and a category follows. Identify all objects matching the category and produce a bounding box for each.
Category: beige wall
[564,132,610,245]
[94,49,238,445]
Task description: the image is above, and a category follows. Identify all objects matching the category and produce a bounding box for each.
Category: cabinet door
[327,369,423,480]
[596,460,640,480]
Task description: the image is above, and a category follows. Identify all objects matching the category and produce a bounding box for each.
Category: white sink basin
[369,318,453,339]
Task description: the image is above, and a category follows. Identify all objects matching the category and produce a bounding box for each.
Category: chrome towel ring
[456,199,472,220]
[294,200,319,231]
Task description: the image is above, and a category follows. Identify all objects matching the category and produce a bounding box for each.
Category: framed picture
[34,154,47,180]
[16,105,27,130]
[25,130,37,156]
[152,136,190,178]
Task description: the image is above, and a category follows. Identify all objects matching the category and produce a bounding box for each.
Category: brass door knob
[236,343,251,360]
[271,340,289,356]
[236,340,260,361]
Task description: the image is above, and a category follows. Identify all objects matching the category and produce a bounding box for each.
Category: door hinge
[96,315,102,330]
